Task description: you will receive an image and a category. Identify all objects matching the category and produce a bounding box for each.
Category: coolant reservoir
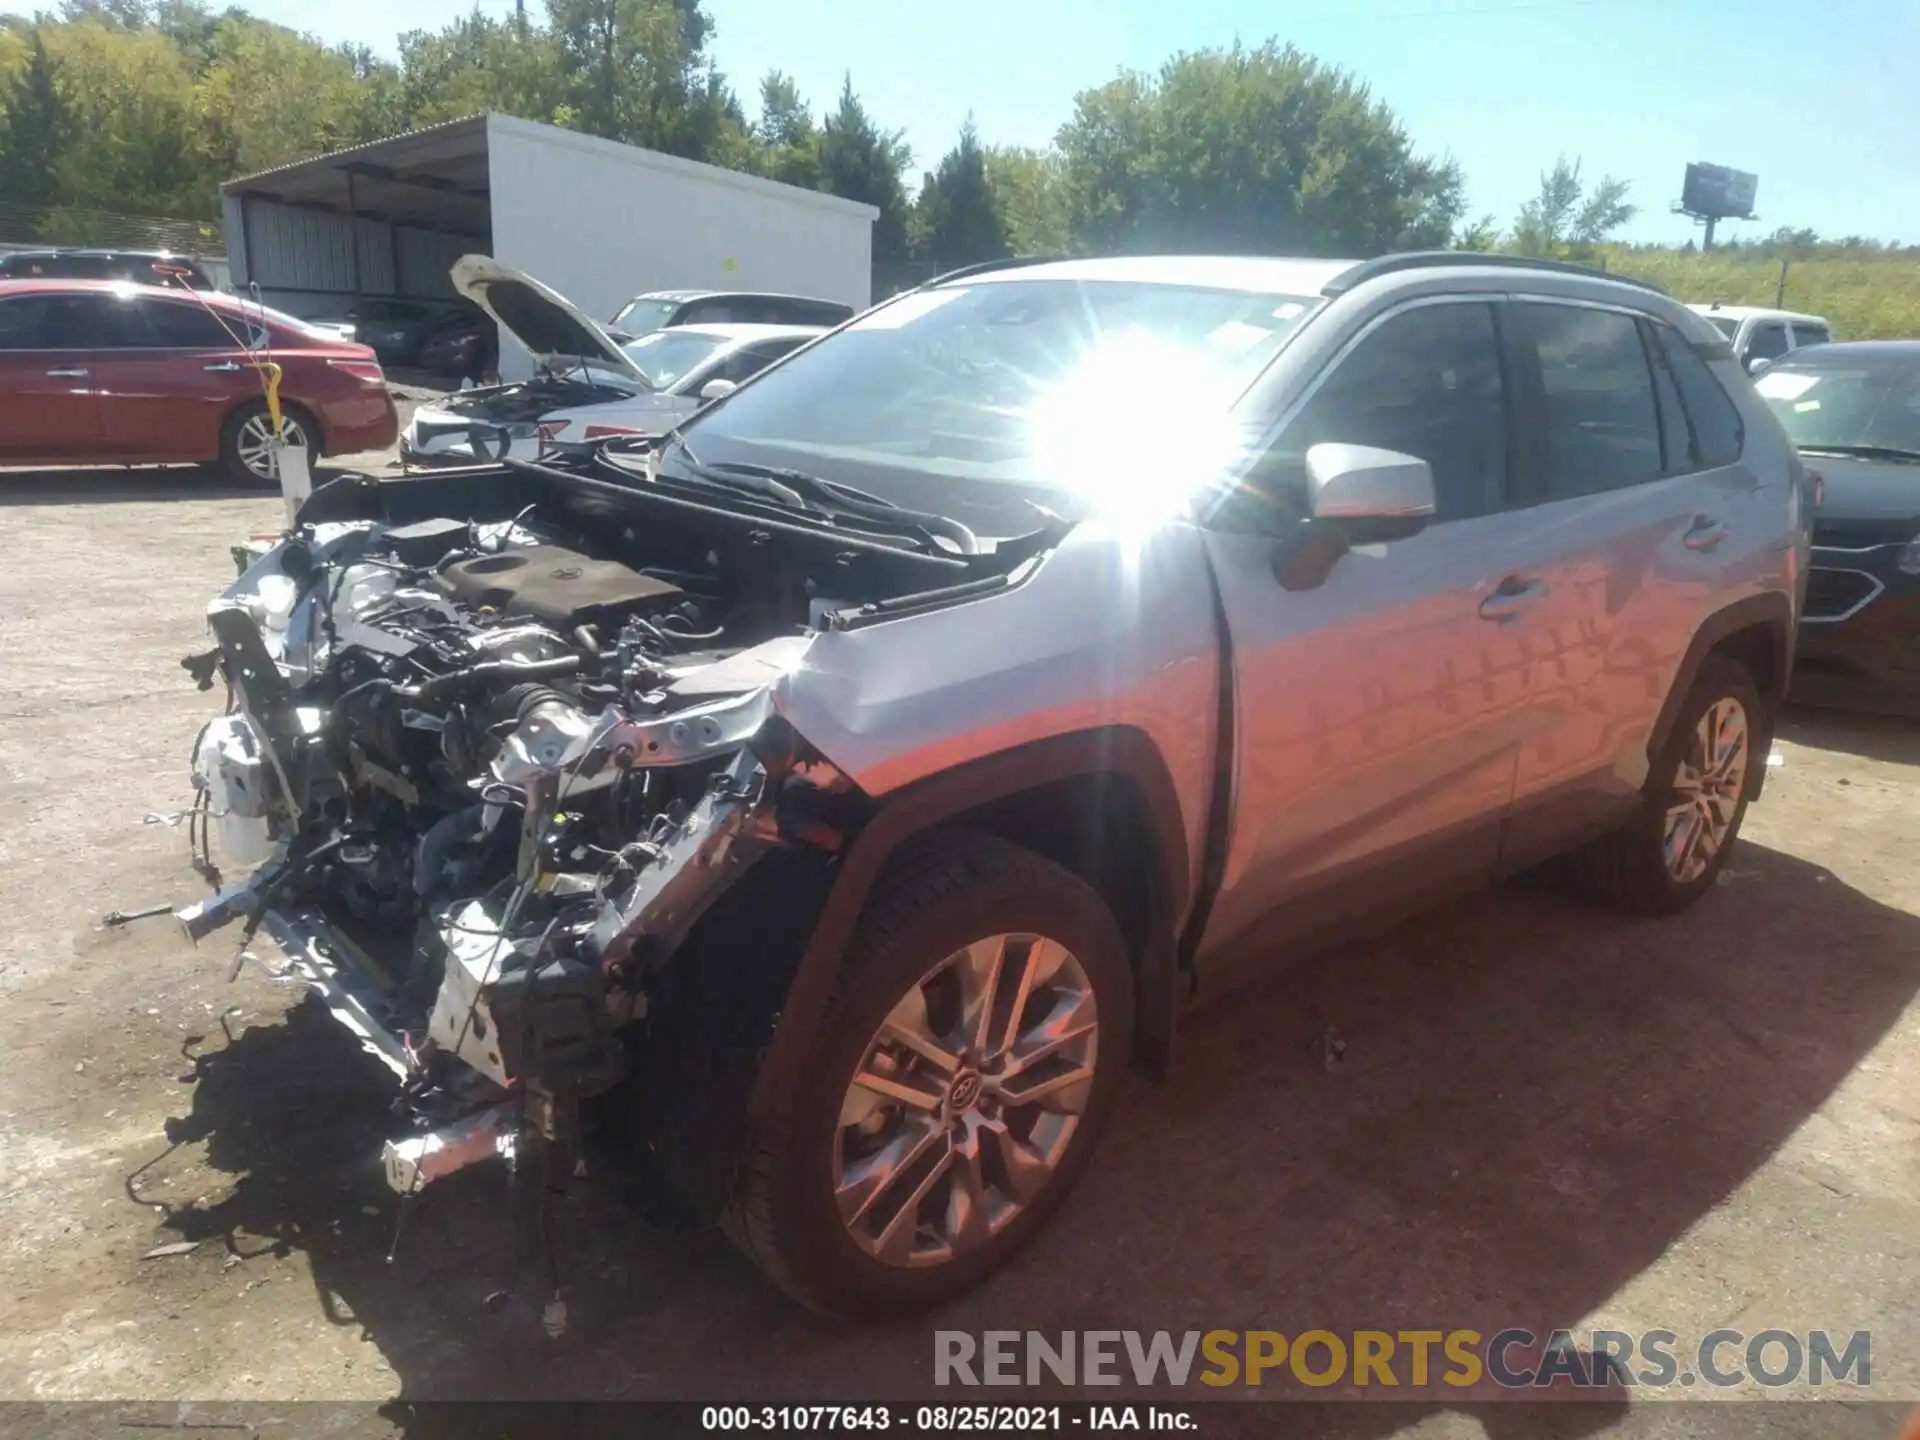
[192,715,278,866]
[255,572,300,639]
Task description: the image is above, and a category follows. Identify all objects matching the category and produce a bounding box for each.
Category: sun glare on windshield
[1025,330,1247,526]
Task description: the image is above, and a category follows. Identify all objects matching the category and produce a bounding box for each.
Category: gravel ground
[0,465,1916,1438]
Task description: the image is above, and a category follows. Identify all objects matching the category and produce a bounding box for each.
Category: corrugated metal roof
[222,114,489,192]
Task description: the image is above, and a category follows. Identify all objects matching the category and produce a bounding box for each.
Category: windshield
[1756,355,1920,454]
[611,297,681,335]
[669,277,1318,527]
[623,329,729,388]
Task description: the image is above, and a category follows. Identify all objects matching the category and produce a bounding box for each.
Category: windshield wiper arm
[660,440,982,555]
[1799,443,1920,464]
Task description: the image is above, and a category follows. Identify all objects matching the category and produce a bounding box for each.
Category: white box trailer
[221,113,876,378]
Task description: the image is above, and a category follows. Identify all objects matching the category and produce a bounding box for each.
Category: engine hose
[398,655,581,706]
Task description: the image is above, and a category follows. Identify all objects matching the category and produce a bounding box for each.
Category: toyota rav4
[173,252,1811,1317]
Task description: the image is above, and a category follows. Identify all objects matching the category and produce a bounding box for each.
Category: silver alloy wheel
[235,412,308,480]
[834,932,1099,1268]
[1663,696,1750,883]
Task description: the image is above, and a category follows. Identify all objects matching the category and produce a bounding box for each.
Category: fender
[1646,590,1795,795]
[748,727,1192,1125]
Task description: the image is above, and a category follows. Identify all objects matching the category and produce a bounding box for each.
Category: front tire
[1569,654,1763,915]
[217,400,316,487]
[725,832,1135,1317]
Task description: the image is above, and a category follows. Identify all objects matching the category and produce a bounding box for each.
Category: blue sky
[9,0,1916,245]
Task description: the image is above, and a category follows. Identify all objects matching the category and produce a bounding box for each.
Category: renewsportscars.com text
[934,1328,1872,1390]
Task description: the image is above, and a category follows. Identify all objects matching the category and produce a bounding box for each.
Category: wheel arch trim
[1647,591,1795,793]
[748,726,1191,1125]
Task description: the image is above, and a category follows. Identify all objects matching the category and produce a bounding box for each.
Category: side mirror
[1747,356,1773,377]
[1308,443,1436,542]
[1273,444,1436,591]
[699,378,738,402]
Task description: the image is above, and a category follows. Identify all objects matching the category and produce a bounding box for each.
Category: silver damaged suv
[177,252,1811,1316]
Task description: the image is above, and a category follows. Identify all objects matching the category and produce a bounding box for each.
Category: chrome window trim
[1802,566,1885,624]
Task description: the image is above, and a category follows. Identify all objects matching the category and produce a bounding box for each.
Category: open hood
[450,255,647,385]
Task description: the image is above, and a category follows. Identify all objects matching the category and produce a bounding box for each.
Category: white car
[1687,303,1833,374]
[399,256,823,467]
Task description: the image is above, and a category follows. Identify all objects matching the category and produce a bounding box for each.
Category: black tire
[216,400,318,488]
[1567,654,1764,915]
[724,831,1135,1317]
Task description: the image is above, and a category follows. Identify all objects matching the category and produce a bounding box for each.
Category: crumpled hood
[451,255,647,385]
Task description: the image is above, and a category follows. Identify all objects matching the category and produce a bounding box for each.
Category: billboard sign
[1683,163,1759,219]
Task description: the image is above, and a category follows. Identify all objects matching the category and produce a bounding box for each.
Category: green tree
[396,10,565,130]
[910,118,1007,266]
[545,0,722,157]
[1508,154,1635,259]
[818,74,912,262]
[1055,41,1465,257]
[984,144,1070,255]
[752,69,820,188]
[44,18,203,214]
[57,0,151,27]
[0,33,69,209]
[193,16,371,180]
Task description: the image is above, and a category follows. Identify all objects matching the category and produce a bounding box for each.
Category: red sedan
[0,279,398,483]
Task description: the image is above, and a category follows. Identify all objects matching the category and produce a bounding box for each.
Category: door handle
[1478,576,1549,622]
[1684,515,1730,552]
[202,361,243,373]
[45,367,88,378]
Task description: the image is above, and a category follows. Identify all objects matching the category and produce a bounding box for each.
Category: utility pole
[1775,257,1789,307]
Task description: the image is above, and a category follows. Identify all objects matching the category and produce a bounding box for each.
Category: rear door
[92,295,255,460]
[0,291,101,460]
[1497,299,1758,867]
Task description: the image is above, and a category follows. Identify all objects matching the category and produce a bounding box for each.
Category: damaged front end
[167,458,978,1211]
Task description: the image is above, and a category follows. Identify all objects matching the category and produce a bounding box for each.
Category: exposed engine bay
[173,454,1053,1212]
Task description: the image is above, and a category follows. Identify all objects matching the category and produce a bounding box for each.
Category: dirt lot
[1,467,1917,1435]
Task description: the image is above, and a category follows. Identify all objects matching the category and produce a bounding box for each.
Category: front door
[0,291,100,460]
[1198,297,1539,963]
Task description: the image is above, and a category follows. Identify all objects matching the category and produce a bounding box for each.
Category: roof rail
[919,255,1068,288]
[1323,251,1668,298]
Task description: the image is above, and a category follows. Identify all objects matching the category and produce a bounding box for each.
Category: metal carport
[221,113,877,377]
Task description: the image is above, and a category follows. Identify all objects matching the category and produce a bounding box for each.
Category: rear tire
[217,400,317,488]
[1567,654,1763,915]
[724,831,1134,1317]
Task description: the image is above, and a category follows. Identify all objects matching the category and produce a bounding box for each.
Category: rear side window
[1790,323,1831,350]
[715,339,804,383]
[135,300,241,349]
[786,299,853,326]
[1246,299,1508,525]
[1516,302,1664,498]
[1652,324,1743,468]
[677,299,739,325]
[1745,321,1790,363]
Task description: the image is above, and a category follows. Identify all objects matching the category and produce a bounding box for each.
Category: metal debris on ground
[104,902,178,927]
[142,1240,202,1259]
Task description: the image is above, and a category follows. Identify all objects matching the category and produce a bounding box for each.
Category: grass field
[1601,248,1920,341]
